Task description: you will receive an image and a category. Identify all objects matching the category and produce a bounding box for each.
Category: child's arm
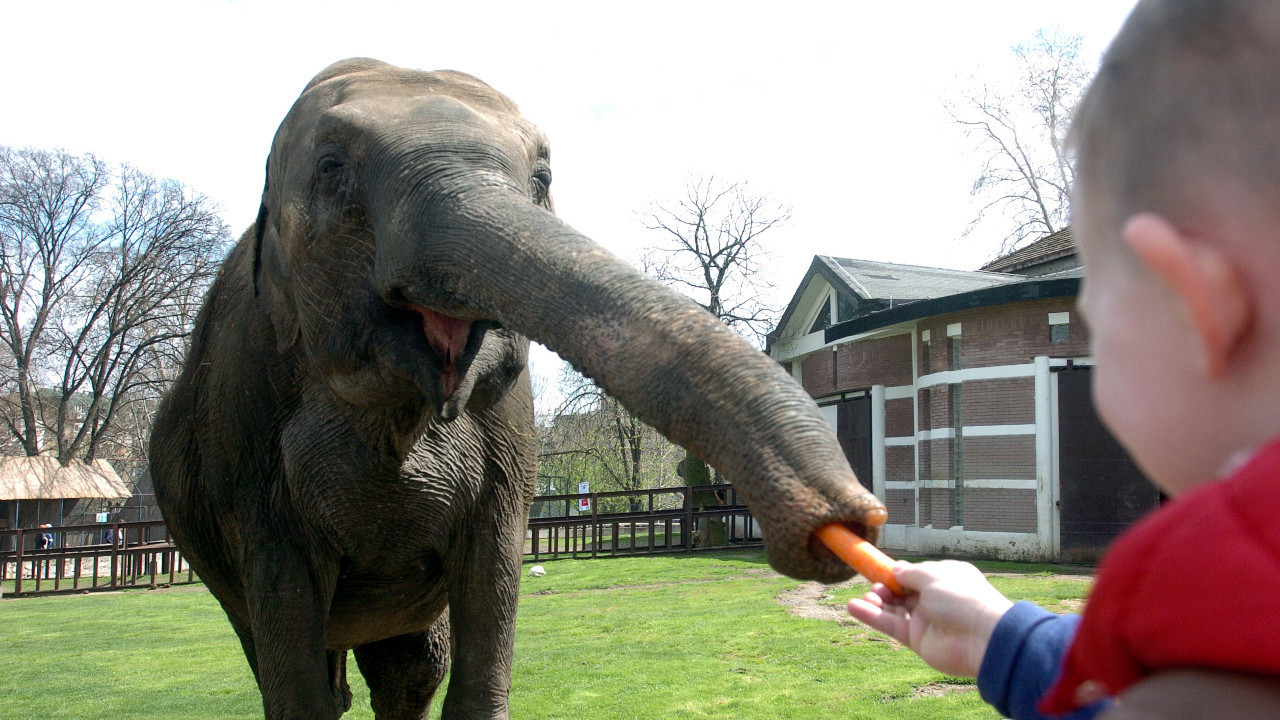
[846,560,1012,677]
[848,560,1104,720]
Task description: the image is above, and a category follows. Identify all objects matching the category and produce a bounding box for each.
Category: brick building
[768,230,1159,562]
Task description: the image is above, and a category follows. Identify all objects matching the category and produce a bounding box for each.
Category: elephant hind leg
[353,615,451,720]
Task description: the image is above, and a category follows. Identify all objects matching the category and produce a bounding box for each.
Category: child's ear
[1123,213,1253,376]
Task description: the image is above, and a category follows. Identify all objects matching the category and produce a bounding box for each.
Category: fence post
[109,521,120,590]
[14,527,24,595]
[684,486,694,553]
[590,493,599,559]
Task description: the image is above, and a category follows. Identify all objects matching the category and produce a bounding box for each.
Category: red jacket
[1040,435,1280,714]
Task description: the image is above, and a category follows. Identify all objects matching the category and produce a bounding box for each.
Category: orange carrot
[815,524,906,596]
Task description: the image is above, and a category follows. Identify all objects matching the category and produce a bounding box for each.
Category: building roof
[824,275,1082,344]
[769,256,1020,348]
[980,227,1076,274]
[0,457,130,501]
[823,256,1018,300]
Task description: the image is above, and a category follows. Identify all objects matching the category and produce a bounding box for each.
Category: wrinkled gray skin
[150,58,887,720]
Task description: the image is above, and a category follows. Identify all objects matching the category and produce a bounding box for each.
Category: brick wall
[924,487,955,528]
[961,378,1034,426]
[914,486,1036,532]
[801,349,836,396]
[836,333,912,391]
[885,489,914,525]
[789,297,1087,538]
[921,439,953,482]
[918,298,1089,371]
[924,384,956,433]
[885,398,913,437]
[962,488,1037,533]
[802,333,912,397]
[963,435,1036,479]
[918,438,931,490]
[886,446,914,483]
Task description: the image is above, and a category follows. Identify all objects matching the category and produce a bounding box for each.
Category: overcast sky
[2,1,1138,409]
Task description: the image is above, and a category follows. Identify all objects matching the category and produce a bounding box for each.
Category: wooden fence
[1,484,760,598]
[0,521,195,598]
[525,484,762,561]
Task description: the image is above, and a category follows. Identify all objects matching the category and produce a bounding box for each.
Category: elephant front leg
[244,541,344,720]
[440,501,528,720]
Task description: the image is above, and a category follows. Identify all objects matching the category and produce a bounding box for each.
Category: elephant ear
[252,166,301,354]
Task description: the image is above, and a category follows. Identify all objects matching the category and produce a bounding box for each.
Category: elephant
[149,58,887,720]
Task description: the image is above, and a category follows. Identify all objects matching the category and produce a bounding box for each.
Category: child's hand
[846,560,1013,678]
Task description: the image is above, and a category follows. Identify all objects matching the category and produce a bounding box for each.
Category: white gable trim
[771,276,834,358]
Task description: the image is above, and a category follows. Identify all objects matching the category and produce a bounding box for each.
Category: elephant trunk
[384,186,886,582]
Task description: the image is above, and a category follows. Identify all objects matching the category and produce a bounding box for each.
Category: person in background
[37,523,53,550]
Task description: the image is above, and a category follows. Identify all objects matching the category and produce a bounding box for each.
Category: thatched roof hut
[0,457,130,501]
[1,457,131,550]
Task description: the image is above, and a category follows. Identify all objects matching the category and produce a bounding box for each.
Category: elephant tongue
[407,304,471,399]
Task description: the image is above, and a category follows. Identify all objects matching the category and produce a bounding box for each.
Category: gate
[836,395,872,486]
[1056,366,1160,563]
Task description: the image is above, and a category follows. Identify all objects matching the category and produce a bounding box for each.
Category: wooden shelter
[0,456,130,534]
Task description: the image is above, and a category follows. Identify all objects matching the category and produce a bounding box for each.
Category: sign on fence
[578,482,590,512]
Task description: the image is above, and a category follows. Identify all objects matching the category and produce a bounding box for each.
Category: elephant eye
[533,167,551,188]
[318,155,343,175]
[530,161,552,204]
[316,149,349,196]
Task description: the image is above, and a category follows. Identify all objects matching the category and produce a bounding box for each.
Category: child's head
[1071,0,1280,494]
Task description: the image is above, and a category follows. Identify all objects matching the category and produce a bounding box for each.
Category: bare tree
[533,176,789,510]
[539,363,679,509]
[948,29,1092,255]
[641,175,791,346]
[641,175,790,521]
[0,146,229,465]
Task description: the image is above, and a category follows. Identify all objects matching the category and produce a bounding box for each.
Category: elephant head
[253,58,886,582]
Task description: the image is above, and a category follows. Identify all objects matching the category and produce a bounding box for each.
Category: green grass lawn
[0,550,1092,719]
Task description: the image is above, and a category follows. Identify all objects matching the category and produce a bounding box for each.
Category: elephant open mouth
[405,303,491,403]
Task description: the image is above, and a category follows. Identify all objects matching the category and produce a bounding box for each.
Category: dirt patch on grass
[524,570,788,598]
[878,681,978,702]
[774,580,867,625]
[910,682,977,698]
[1056,598,1085,613]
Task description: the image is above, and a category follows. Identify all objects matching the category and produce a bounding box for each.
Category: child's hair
[1071,0,1280,224]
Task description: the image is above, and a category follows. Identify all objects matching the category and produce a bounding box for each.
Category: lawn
[0,550,1092,719]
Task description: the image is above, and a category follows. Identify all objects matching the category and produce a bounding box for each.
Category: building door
[1056,366,1160,563]
[837,396,873,488]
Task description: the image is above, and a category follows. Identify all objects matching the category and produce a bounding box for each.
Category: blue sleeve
[977,601,1109,720]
